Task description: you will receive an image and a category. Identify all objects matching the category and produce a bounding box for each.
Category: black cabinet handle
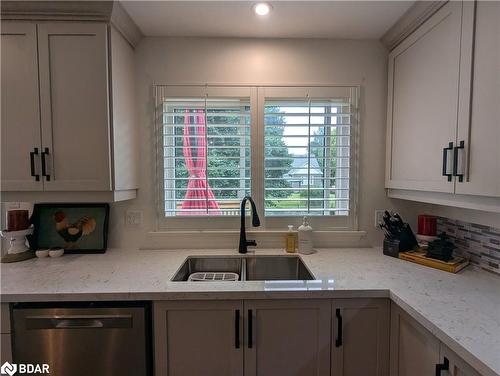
[435,357,449,376]
[234,309,240,349]
[453,140,465,182]
[29,148,40,181]
[335,308,343,347]
[41,147,50,181]
[442,142,454,182]
[248,309,253,349]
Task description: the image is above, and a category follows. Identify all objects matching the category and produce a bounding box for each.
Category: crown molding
[1,1,143,48]
[381,1,447,51]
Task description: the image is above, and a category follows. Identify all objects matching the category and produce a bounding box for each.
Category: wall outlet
[374,210,385,228]
[125,210,143,227]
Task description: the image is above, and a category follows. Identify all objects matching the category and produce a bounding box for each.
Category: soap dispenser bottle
[298,216,314,254]
[285,225,297,253]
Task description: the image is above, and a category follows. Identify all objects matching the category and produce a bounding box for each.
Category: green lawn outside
[266,192,337,209]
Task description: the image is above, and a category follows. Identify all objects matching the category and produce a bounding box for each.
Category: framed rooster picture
[30,203,110,254]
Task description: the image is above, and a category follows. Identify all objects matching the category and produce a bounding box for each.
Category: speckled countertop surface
[1,247,499,376]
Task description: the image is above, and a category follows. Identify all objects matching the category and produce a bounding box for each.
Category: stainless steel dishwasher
[12,302,151,376]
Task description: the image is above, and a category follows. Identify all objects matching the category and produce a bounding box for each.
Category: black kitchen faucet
[239,196,260,254]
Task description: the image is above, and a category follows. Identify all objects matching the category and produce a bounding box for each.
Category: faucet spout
[239,196,260,254]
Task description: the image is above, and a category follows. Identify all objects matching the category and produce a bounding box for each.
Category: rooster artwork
[54,211,97,249]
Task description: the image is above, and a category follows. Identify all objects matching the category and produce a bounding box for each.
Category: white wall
[108,36,419,249]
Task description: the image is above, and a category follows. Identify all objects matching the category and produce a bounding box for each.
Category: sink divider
[240,258,247,281]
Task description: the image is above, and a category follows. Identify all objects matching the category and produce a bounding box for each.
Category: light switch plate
[375,210,385,228]
[7,202,21,209]
[125,210,143,227]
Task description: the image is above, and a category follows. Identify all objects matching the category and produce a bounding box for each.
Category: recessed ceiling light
[253,2,272,16]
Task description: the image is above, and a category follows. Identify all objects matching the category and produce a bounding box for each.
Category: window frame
[154,85,359,231]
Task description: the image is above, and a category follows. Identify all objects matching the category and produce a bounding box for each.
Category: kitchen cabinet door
[1,303,11,364]
[386,1,473,193]
[244,299,331,376]
[37,22,112,191]
[390,304,441,376]
[0,334,12,364]
[1,22,43,191]
[154,301,243,376]
[439,344,482,376]
[331,299,389,376]
[455,1,500,197]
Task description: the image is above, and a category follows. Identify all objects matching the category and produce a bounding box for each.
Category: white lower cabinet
[390,303,481,376]
[439,344,482,376]
[1,303,12,364]
[332,299,389,376]
[390,303,441,376]
[154,298,390,376]
[244,299,331,376]
[0,334,12,363]
[153,300,243,376]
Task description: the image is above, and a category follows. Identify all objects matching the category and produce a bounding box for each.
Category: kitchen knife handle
[453,140,465,182]
[41,147,50,181]
[335,308,343,347]
[30,148,40,181]
[442,142,453,182]
[435,357,449,376]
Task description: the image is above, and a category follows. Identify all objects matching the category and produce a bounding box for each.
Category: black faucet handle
[246,240,257,247]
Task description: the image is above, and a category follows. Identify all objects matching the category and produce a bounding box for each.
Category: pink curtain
[181,110,221,215]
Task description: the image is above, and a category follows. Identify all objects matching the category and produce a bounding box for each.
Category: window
[264,98,351,217]
[155,86,358,229]
[159,93,251,216]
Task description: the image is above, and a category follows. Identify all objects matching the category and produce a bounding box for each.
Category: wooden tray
[399,249,469,273]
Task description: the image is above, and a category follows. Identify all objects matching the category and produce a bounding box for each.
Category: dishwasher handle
[25,314,133,330]
[55,319,104,329]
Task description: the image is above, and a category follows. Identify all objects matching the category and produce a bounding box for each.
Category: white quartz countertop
[1,247,499,376]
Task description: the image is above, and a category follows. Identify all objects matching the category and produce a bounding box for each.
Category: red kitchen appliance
[418,215,437,236]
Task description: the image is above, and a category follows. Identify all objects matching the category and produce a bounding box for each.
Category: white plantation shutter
[156,87,252,217]
[155,85,359,229]
[263,89,356,217]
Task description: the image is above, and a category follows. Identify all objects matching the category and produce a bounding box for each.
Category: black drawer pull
[234,309,240,349]
[442,142,453,182]
[453,140,465,182]
[435,357,449,376]
[41,147,50,181]
[248,309,253,349]
[335,308,343,347]
[30,148,40,181]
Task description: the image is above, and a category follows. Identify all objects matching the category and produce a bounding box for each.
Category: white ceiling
[121,1,414,39]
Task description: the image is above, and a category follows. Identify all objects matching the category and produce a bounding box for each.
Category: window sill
[141,230,368,250]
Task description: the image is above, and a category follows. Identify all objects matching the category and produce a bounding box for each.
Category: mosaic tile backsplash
[436,217,500,276]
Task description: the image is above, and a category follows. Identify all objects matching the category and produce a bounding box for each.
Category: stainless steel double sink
[172,255,315,281]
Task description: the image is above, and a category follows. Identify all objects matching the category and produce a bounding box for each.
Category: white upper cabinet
[386,0,500,211]
[37,23,111,191]
[386,1,471,193]
[1,22,43,191]
[455,1,500,197]
[1,21,138,201]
